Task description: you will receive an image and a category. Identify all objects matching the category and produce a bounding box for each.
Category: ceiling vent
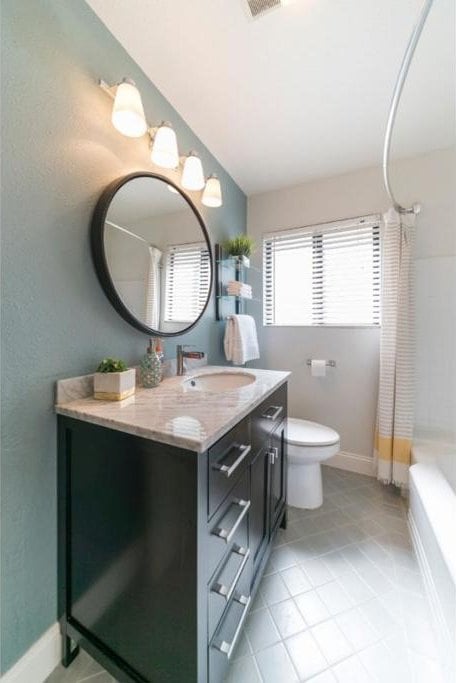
[246,0,282,19]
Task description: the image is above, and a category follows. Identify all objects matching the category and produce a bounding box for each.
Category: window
[263,216,380,326]
[164,243,210,323]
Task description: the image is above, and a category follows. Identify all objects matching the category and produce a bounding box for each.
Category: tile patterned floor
[46,467,443,683]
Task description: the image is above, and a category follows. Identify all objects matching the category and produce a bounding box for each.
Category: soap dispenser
[140,338,162,388]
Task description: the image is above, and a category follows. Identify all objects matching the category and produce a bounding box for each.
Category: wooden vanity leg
[62,634,79,668]
[280,508,288,530]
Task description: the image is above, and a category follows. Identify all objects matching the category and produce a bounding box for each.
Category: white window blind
[164,243,210,323]
[263,217,381,327]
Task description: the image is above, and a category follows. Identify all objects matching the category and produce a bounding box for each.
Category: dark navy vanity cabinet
[58,383,287,683]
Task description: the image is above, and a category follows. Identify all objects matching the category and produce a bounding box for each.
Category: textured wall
[0,0,246,672]
[247,148,456,455]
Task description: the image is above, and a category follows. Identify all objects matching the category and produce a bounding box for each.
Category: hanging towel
[224,314,260,366]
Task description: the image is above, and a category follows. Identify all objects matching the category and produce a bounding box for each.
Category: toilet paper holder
[306,359,336,367]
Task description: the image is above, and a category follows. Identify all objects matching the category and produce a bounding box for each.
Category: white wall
[247,148,456,456]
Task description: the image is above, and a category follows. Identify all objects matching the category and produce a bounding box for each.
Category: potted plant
[93,357,136,401]
[223,235,255,268]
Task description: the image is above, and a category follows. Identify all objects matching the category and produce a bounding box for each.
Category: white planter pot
[94,368,136,401]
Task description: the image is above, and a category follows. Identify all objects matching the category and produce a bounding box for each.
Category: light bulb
[181,151,205,191]
[151,122,179,169]
[202,174,223,208]
[111,79,147,138]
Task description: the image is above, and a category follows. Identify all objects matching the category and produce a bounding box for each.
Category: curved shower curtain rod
[383,0,434,215]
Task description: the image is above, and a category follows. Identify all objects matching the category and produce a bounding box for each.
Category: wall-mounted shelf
[216,295,260,302]
[216,258,261,274]
[215,244,257,320]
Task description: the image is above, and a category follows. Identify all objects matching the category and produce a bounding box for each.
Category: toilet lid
[287,418,340,447]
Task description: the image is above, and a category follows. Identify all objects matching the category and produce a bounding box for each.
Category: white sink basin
[182,371,256,393]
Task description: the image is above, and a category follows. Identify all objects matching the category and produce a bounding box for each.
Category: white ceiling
[87,0,455,195]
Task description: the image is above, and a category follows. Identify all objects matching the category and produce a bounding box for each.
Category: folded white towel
[227,281,252,298]
[224,314,260,366]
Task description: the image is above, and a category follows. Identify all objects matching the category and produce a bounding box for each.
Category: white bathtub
[409,439,456,681]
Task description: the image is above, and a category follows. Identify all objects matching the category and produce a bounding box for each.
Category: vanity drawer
[206,472,250,580]
[208,417,251,518]
[208,538,251,638]
[209,587,251,683]
[251,383,287,453]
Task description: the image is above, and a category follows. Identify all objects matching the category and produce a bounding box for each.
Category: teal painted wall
[0,0,246,672]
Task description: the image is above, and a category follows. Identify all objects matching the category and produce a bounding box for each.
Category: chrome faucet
[176,345,205,376]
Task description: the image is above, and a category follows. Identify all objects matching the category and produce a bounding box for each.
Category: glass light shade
[167,184,179,194]
[181,152,205,191]
[151,123,179,169]
[202,174,223,207]
[111,80,147,138]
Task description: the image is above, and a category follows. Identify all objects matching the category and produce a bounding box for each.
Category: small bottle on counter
[139,338,162,388]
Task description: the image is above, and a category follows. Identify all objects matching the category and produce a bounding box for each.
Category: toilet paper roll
[311,360,326,377]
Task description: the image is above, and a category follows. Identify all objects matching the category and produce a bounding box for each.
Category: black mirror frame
[90,171,214,337]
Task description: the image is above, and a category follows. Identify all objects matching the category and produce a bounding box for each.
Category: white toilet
[287,418,340,509]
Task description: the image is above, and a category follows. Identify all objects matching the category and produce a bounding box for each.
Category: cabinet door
[250,446,270,580]
[270,420,287,532]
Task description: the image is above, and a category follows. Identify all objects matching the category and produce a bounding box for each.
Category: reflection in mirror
[102,176,211,335]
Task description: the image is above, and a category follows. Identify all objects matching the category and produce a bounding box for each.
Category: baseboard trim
[1,623,61,683]
[325,450,375,477]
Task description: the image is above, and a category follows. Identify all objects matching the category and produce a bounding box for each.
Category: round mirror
[91,172,213,336]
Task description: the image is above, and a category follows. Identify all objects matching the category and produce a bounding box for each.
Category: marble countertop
[55,366,290,452]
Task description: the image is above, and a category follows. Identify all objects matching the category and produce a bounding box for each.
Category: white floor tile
[226,655,262,683]
[280,565,312,597]
[335,607,379,651]
[306,671,337,683]
[270,544,298,571]
[409,651,445,683]
[337,568,374,605]
[269,598,307,639]
[245,607,281,652]
[316,581,353,616]
[254,642,299,683]
[358,597,397,637]
[285,631,328,681]
[295,589,331,626]
[259,572,291,606]
[310,620,352,665]
[358,640,412,682]
[300,557,335,588]
[321,551,352,578]
[331,654,372,682]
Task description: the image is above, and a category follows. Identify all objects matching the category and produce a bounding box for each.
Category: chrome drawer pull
[211,547,250,602]
[213,594,251,659]
[269,447,279,465]
[262,405,283,421]
[213,444,251,478]
[212,499,251,544]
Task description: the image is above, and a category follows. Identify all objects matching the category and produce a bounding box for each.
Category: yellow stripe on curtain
[374,208,415,487]
[374,432,412,464]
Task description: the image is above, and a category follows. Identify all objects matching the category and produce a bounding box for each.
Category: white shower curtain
[144,246,162,329]
[374,208,416,487]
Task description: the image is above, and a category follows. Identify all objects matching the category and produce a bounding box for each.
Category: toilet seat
[287,418,339,447]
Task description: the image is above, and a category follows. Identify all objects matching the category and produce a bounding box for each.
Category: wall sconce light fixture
[202,174,223,208]
[181,151,205,191]
[99,78,223,207]
[150,122,179,169]
[111,78,147,138]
